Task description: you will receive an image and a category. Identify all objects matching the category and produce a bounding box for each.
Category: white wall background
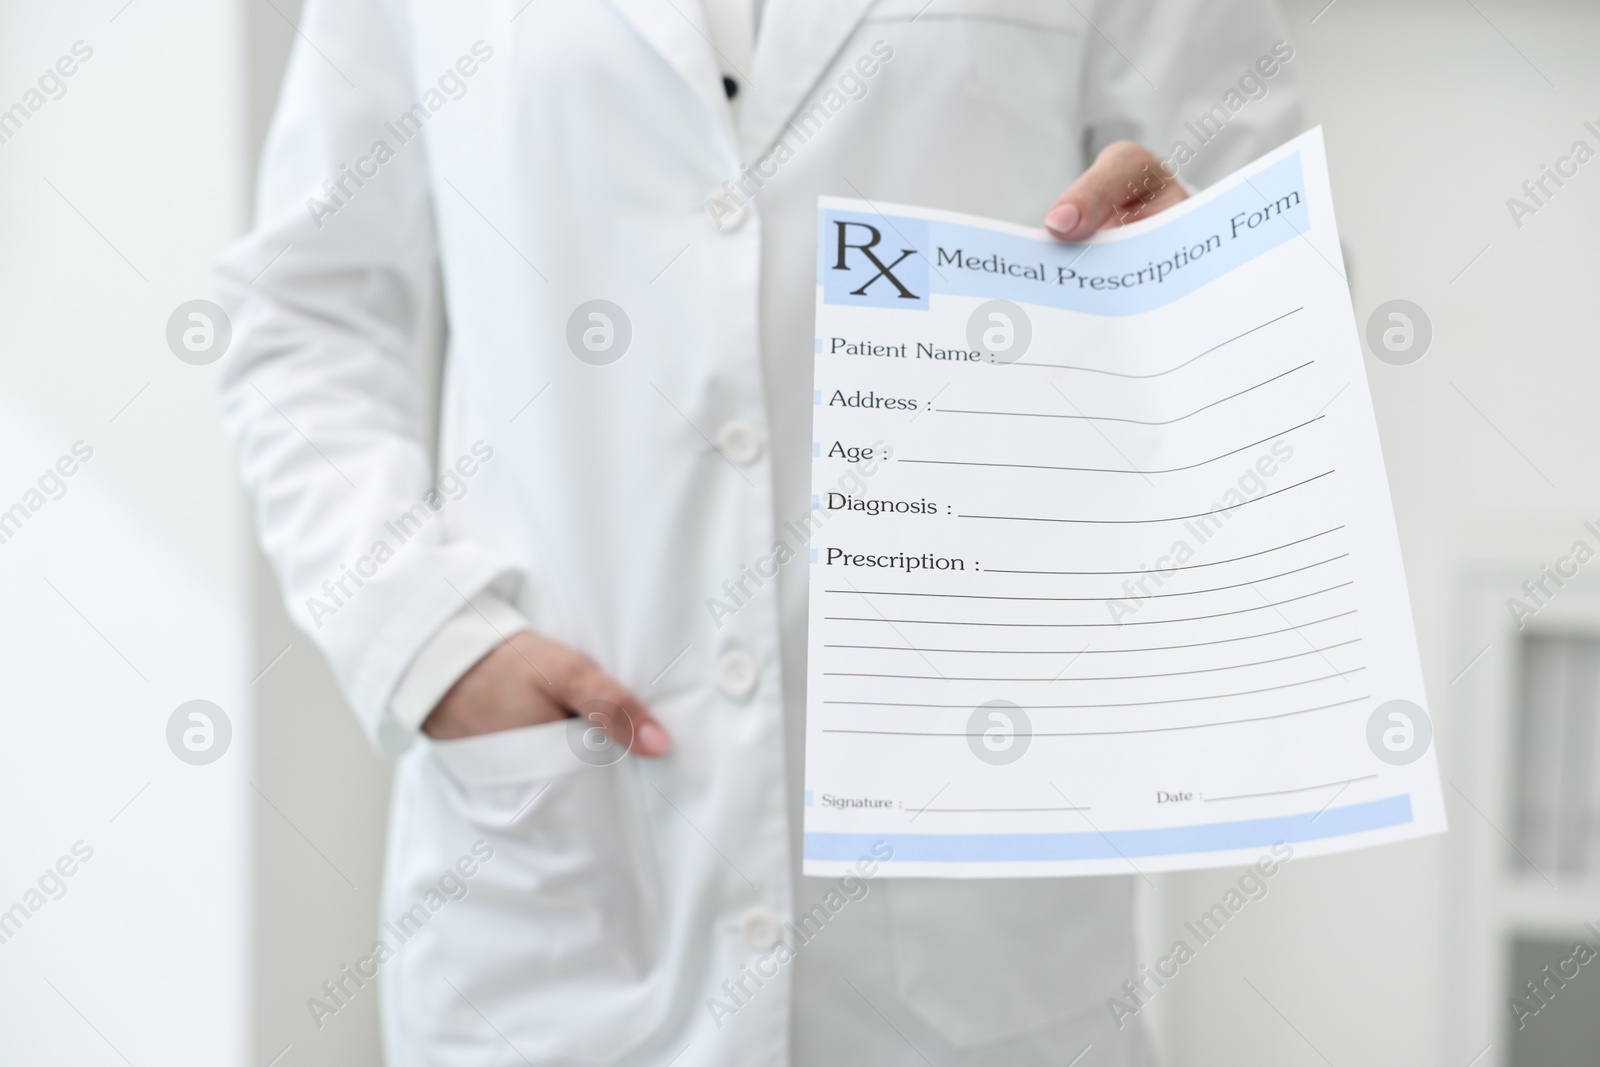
[1,1,1596,1065]
[0,1,253,1064]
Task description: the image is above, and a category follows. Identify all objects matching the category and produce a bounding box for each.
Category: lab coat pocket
[389,723,669,1065]
[427,717,593,816]
[886,877,1135,1048]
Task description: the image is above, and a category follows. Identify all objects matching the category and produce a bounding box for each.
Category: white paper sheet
[802,128,1445,878]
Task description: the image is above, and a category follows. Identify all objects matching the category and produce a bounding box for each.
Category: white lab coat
[216,1,1300,1063]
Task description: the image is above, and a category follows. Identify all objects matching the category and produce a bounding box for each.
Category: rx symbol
[833,220,920,299]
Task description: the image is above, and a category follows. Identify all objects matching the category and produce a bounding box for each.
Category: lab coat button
[717,420,765,464]
[717,650,759,699]
[740,909,783,950]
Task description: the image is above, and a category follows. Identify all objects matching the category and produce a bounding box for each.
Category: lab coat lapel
[604,0,734,137]
[740,0,879,163]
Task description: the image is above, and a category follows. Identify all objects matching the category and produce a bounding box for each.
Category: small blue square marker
[811,495,820,510]
[813,389,822,405]
[805,791,814,807]
[809,548,818,563]
[812,441,821,457]
[814,338,824,352]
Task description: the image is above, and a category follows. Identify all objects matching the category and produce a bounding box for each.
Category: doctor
[217,1,1300,1063]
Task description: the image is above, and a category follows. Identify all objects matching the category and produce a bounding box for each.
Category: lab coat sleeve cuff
[386,592,533,736]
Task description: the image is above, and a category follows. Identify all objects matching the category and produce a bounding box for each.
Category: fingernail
[635,721,671,756]
[1045,203,1080,236]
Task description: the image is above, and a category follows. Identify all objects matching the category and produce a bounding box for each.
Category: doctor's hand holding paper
[216,2,1300,1064]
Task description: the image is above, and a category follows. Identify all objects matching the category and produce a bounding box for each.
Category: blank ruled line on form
[823,611,1360,656]
[822,696,1374,739]
[958,471,1335,524]
[822,639,1364,682]
[899,415,1327,475]
[823,669,1369,709]
[1004,306,1305,377]
[984,526,1344,574]
[937,361,1314,427]
[823,591,1355,631]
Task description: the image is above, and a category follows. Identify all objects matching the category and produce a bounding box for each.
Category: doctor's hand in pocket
[1044,140,1189,241]
[421,630,672,756]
